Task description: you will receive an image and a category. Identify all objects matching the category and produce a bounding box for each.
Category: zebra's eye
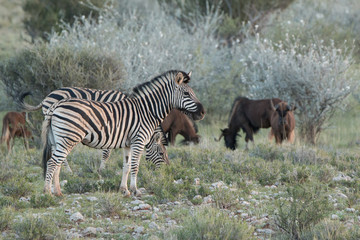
[184,92,190,96]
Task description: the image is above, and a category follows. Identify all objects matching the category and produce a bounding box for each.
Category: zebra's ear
[187,71,192,77]
[154,132,162,144]
[175,72,184,85]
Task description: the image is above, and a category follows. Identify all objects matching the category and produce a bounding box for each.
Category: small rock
[240,213,249,218]
[194,178,200,185]
[256,228,275,235]
[83,227,97,236]
[19,197,30,202]
[134,226,144,234]
[211,181,225,189]
[203,195,213,204]
[134,203,151,211]
[60,180,68,187]
[337,193,348,199]
[87,196,98,202]
[70,212,84,222]
[149,222,160,230]
[96,227,104,233]
[193,195,202,201]
[174,179,184,184]
[139,188,147,194]
[151,213,158,220]
[131,200,144,205]
[346,208,356,213]
[333,173,353,182]
[331,214,339,220]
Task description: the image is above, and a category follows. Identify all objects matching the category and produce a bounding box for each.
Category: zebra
[20,87,169,172]
[41,70,205,197]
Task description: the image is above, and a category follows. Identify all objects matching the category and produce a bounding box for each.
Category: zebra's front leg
[119,147,131,197]
[99,149,112,171]
[129,144,144,197]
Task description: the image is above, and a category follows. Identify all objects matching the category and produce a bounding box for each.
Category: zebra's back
[42,87,126,114]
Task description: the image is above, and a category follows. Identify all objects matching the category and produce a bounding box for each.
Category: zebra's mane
[132,70,190,95]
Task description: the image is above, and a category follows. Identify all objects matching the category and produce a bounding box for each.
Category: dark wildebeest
[217,97,282,150]
[1,112,32,152]
[269,100,296,144]
[161,109,200,145]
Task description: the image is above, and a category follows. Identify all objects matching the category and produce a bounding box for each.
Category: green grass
[1,107,359,238]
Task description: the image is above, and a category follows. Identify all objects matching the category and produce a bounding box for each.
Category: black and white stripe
[21,87,168,171]
[42,70,205,196]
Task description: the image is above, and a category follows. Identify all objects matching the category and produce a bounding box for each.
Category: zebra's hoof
[132,189,142,197]
[54,192,63,197]
[121,189,131,197]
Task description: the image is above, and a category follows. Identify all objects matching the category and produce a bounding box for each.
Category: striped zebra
[40,70,205,196]
[20,87,168,171]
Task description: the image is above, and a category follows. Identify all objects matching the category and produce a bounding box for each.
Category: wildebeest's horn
[214,130,224,142]
[270,99,276,111]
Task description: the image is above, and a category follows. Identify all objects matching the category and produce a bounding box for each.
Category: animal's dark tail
[41,116,52,179]
[19,92,43,112]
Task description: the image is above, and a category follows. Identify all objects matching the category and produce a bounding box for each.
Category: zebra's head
[173,71,205,121]
[145,132,169,167]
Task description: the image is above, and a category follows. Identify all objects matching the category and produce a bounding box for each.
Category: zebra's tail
[42,115,52,179]
[19,92,42,112]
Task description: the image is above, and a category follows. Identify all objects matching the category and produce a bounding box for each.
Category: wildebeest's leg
[120,147,131,197]
[268,128,274,142]
[242,123,254,150]
[129,142,145,197]
[288,130,295,143]
[275,134,282,145]
[99,149,112,171]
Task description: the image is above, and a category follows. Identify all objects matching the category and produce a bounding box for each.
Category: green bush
[170,207,254,240]
[274,184,332,239]
[14,214,61,240]
[98,193,126,218]
[213,188,239,210]
[0,43,126,137]
[64,178,96,194]
[23,0,107,42]
[30,194,59,208]
[1,178,34,198]
[0,206,14,231]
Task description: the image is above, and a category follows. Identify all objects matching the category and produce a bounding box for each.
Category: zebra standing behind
[41,70,205,197]
[20,87,169,172]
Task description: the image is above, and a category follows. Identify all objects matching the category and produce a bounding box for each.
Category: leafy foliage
[240,32,356,144]
[274,184,332,239]
[23,0,107,42]
[170,207,254,240]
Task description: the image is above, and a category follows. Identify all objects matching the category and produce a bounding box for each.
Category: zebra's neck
[131,77,174,126]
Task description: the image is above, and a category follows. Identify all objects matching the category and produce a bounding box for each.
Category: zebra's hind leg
[63,159,73,174]
[99,149,112,171]
[120,147,131,197]
[53,165,63,196]
[44,148,72,196]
